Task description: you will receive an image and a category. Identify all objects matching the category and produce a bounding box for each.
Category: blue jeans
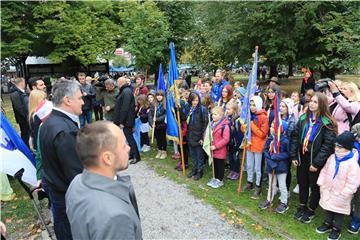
[79,110,93,128]
[189,145,204,171]
[229,150,240,173]
[47,187,73,240]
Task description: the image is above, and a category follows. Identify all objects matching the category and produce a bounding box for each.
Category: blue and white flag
[0,112,37,186]
[239,47,258,146]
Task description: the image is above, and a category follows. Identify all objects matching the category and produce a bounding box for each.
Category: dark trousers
[183,142,189,165]
[47,186,72,240]
[123,127,141,161]
[297,159,321,211]
[155,126,167,151]
[140,132,150,147]
[189,145,204,171]
[229,150,240,173]
[93,104,103,121]
[325,210,344,230]
[19,121,30,147]
[286,164,292,190]
[214,158,225,181]
[79,109,93,128]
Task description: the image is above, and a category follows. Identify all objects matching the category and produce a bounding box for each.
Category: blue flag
[133,117,142,152]
[0,112,37,186]
[165,42,180,142]
[157,63,165,92]
[239,47,258,146]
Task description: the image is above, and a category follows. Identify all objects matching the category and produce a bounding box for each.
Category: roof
[25,57,52,65]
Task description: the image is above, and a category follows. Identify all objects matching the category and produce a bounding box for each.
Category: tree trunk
[269,64,278,78]
[320,69,335,80]
[288,62,293,77]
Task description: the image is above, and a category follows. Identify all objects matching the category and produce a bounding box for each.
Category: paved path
[122,161,251,239]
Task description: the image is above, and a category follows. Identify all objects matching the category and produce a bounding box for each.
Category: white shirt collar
[53,107,79,123]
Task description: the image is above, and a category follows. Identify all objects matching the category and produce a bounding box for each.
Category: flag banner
[202,116,213,166]
[239,47,258,146]
[133,117,142,152]
[165,42,180,142]
[273,92,282,153]
[156,63,166,92]
[0,112,37,186]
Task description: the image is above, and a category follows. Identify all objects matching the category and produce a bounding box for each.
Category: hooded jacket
[212,118,230,159]
[113,85,136,128]
[185,92,208,147]
[10,86,29,124]
[264,134,290,174]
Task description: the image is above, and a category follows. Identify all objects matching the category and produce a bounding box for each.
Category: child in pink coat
[316,131,360,240]
[207,106,230,189]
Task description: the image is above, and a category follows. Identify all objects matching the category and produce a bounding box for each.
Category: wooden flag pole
[151,102,157,144]
[237,139,247,194]
[176,106,186,176]
[269,169,275,210]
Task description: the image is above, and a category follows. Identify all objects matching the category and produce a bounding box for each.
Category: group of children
[133,75,360,240]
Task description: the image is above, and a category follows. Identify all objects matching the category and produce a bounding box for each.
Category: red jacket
[241,109,269,152]
[211,118,230,159]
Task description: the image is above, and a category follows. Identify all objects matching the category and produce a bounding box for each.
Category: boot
[194,170,203,181]
[155,150,161,159]
[242,181,253,192]
[251,186,261,199]
[187,169,197,178]
[160,150,167,159]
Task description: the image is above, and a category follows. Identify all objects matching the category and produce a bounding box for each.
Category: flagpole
[151,102,157,144]
[237,139,247,194]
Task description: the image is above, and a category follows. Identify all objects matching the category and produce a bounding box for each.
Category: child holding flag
[316,131,360,240]
[149,90,167,159]
[225,101,243,180]
[259,120,290,213]
[242,95,269,199]
[207,107,230,188]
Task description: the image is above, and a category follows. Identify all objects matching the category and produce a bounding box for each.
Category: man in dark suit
[66,121,142,240]
[10,77,30,147]
[113,77,141,164]
[39,79,84,240]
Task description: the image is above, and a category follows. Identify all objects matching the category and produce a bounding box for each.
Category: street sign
[114,48,124,56]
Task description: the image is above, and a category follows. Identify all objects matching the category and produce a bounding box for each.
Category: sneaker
[328,228,341,240]
[172,152,180,160]
[160,151,167,159]
[143,145,151,152]
[347,220,360,234]
[251,186,261,199]
[316,222,332,234]
[259,200,270,210]
[293,184,299,194]
[294,205,307,220]
[230,172,239,180]
[300,209,315,223]
[207,178,216,187]
[227,171,234,179]
[275,202,289,214]
[242,182,253,192]
[210,179,224,189]
[155,151,161,158]
[193,170,203,181]
[187,169,197,178]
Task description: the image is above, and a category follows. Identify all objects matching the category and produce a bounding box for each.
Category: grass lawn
[1,74,360,239]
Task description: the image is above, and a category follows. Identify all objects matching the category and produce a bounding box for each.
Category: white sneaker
[293,184,299,194]
[143,145,150,152]
[212,179,224,189]
[207,178,216,187]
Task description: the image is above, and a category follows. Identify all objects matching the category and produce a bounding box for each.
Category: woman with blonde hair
[328,81,360,131]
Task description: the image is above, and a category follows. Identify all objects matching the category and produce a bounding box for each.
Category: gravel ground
[121,161,251,239]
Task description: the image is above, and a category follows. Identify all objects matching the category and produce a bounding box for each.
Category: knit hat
[335,131,355,150]
[282,98,294,116]
[236,87,246,97]
[250,96,263,112]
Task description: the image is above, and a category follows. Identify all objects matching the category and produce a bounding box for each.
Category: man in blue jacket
[211,70,230,103]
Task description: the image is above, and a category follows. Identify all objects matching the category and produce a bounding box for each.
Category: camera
[314,78,333,92]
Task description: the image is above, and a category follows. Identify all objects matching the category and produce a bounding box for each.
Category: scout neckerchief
[186,105,198,125]
[302,112,321,154]
[333,150,354,179]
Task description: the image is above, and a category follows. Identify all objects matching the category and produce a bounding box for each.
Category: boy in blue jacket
[259,120,290,214]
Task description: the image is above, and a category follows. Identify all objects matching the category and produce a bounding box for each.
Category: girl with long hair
[291,92,337,224]
[218,85,233,110]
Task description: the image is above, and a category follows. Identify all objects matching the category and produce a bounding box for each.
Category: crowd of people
[4,68,360,240]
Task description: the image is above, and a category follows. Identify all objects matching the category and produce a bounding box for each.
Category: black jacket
[39,110,83,193]
[184,98,208,147]
[113,85,135,128]
[10,87,28,124]
[290,114,336,169]
[149,103,166,128]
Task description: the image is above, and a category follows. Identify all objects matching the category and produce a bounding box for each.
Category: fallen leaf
[227,220,235,225]
[254,224,263,231]
[5,218,12,223]
[237,218,244,225]
[23,196,30,200]
[11,206,17,210]
[195,223,202,227]
[16,219,23,224]
[220,213,226,219]
[13,197,18,201]
[37,228,42,233]
[228,209,234,213]
[28,224,35,231]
